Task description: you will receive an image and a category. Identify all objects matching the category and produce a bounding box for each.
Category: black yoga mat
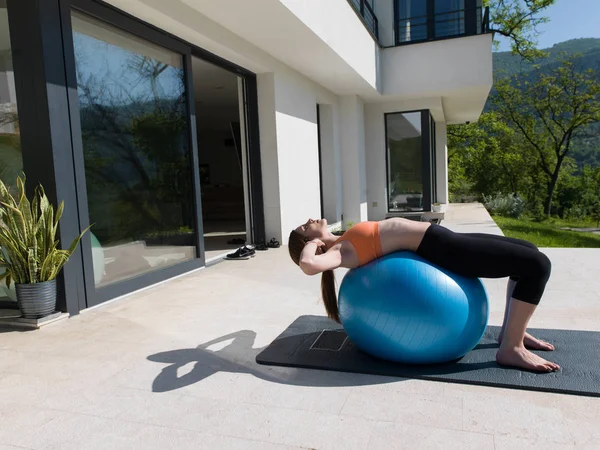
[256,315,600,397]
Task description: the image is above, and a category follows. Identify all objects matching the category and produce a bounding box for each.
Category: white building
[0,0,493,314]
[107,0,492,243]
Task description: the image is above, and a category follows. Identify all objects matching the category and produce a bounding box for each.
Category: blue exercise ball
[338,251,489,364]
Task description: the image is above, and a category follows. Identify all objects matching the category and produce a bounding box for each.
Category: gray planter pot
[16,279,57,319]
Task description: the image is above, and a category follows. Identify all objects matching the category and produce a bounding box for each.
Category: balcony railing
[347,0,379,40]
[396,6,490,45]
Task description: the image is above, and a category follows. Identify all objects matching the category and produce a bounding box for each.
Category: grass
[492,216,600,248]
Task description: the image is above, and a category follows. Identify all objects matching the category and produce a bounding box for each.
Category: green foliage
[493,55,600,215]
[492,38,600,81]
[483,193,525,218]
[484,0,556,60]
[493,216,600,248]
[0,175,89,288]
[555,165,600,221]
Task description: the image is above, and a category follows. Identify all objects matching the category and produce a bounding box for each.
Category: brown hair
[288,230,340,323]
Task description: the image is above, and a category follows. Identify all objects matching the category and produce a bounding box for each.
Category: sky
[496,0,600,52]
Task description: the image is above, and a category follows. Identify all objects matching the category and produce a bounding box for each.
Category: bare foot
[498,331,554,351]
[496,345,560,372]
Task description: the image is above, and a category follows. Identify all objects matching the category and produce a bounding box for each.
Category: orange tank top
[334,221,383,265]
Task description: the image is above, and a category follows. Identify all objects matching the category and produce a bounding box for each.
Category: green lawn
[493,216,600,248]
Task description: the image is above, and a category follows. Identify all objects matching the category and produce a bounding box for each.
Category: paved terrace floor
[1,204,599,449]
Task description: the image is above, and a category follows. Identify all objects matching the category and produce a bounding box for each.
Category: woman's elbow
[299,260,319,276]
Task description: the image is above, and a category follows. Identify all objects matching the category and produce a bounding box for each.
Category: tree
[494,56,600,215]
[448,112,537,199]
[484,0,555,60]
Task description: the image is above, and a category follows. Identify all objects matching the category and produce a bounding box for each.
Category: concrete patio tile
[82,385,375,449]
[5,412,147,450]
[366,421,494,450]
[0,349,26,372]
[341,388,464,431]
[0,350,123,383]
[493,436,576,450]
[0,406,70,449]
[461,390,573,444]
[566,419,600,446]
[1,204,599,449]
[120,427,304,450]
[0,372,120,417]
[0,445,35,450]
[262,407,375,450]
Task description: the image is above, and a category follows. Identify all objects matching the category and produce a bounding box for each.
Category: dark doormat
[256,315,600,398]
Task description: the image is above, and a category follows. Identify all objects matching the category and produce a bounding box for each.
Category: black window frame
[6,0,265,313]
[384,110,434,214]
[393,0,484,46]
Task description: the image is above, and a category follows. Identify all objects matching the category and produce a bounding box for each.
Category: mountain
[487,38,600,169]
[492,38,600,80]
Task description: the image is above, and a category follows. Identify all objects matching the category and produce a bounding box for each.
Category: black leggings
[416,224,551,305]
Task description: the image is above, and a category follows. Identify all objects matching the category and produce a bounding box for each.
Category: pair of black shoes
[225,238,281,260]
[226,245,255,260]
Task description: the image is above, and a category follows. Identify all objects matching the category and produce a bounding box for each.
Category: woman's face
[295,218,328,239]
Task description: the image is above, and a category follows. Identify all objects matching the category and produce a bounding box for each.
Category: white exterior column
[317,103,342,224]
[257,73,282,242]
[339,95,368,227]
[258,72,322,244]
[435,121,449,204]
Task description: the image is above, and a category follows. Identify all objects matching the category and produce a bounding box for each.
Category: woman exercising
[288,217,559,373]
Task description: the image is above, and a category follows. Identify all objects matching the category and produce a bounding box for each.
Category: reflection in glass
[396,0,428,43]
[72,12,196,287]
[0,4,23,197]
[0,3,23,303]
[386,112,423,212]
[434,0,465,38]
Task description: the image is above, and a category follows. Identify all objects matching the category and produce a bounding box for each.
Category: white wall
[257,73,282,242]
[365,99,448,221]
[435,122,449,204]
[107,0,380,98]
[381,34,493,123]
[317,103,342,224]
[340,95,368,227]
[382,34,493,97]
[275,71,322,243]
[278,0,379,90]
[258,70,342,244]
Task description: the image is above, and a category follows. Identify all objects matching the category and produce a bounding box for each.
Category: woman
[288,217,559,373]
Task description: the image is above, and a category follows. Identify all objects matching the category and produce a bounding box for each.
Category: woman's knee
[531,251,552,281]
[515,238,539,252]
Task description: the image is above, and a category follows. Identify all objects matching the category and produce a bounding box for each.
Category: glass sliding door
[0,0,23,306]
[71,12,197,288]
[386,112,425,212]
[0,1,23,197]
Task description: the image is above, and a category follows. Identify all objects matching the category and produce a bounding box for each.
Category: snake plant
[0,175,89,288]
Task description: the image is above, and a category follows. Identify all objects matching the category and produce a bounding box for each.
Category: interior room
[191,56,249,261]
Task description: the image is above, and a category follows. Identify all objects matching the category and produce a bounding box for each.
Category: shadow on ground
[146,328,499,393]
[147,329,401,392]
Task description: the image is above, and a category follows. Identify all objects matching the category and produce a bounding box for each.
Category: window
[395,0,483,44]
[0,1,23,197]
[435,0,465,38]
[72,12,196,287]
[385,111,435,213]
[396,0,428,43]
[386,112,424,212]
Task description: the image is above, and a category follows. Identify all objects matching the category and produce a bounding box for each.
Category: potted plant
[0,176,89,319]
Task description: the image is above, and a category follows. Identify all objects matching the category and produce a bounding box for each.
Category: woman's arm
[299,240,342,275]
